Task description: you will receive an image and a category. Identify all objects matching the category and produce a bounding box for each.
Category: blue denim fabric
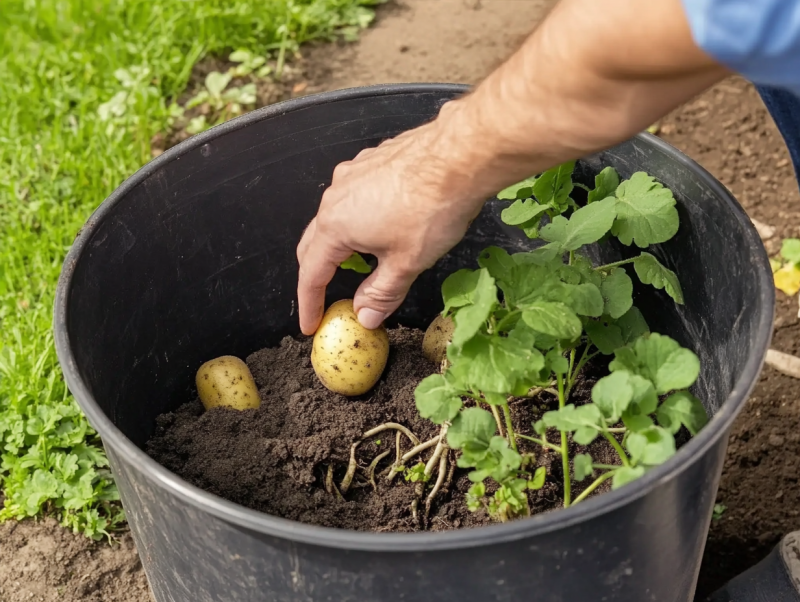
[757,85,800,190]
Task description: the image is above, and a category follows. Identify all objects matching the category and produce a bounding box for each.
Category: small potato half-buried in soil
[311,299,389,396]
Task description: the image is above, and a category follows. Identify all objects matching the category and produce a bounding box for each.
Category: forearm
[429,0,730,200]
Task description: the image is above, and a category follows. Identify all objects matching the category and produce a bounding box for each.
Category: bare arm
[297,0,729,335]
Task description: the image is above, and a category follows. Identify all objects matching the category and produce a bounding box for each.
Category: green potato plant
[413,162,709,522]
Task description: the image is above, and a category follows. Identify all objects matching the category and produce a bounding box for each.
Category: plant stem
[592,463,621,470]
[606,427,627,433]
[603,431,631,467]
[594,258,635,272]
[501,402,518,452]
[517,434,562,452]
[567,344,592,395]
[557,374,572,508]
[572,471,616,505]
[490,403,506,438]
[569,250,575,265]
[494,309,520,334]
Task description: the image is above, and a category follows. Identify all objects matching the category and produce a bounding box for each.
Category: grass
[0,0,380,539]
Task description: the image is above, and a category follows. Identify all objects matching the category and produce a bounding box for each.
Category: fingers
[352,258,418,330]
[296,217,316,265]
[297,229,352,336]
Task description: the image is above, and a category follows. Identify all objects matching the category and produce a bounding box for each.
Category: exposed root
[339,442,359,494]
[367,450,392,490]
[423,424,449,478]
[384,435,441,482]
[361,422,420,446]
[326,464,344,500]
[424,451,449,518]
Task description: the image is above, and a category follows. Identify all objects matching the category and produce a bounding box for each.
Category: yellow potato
[422,314,454,364]
[311,299,389,396]
[195,356,261,410]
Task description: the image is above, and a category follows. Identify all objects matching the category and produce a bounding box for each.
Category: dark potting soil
[147,326,625,532]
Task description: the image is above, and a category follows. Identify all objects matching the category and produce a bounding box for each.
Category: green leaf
[477,246,516,284]
[447,407,496,450]
[621,412,654,432]
[610,333,700,394]
[414,374,463,424]
[587,167,620,204]
[601,268,633,319]
[339,252,372,274]
[529,466,547,489]
[564,283,604,317]
[574,453,594,482]
[501,199,550,226]
[546,349,569,374]
[656,391,708,435]
[451,269,497,347]
[205,71,232,96]
[540,197,617,251]
[616,307,650,342]
[498,177,537,200]
[522,302,582,340]
[572,254,603,287]
[533,419,546,435]
[542,404,604,443]
[612,465,646,489]
[633,252,684,304]
[534,161,576,209]
[781,238,800,265]
[591,372,634,422]
[442,269,480,315]
[466,482,486,511]
[610,172,679,247]
[585,319,624,355]
[626,426,676,466]
[448,325,544,394]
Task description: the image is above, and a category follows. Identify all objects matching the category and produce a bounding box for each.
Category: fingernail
[358,308,387,330]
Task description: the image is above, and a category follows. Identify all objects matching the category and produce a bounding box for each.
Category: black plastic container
[54,84,774,602]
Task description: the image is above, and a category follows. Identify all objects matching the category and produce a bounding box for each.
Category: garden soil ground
[1,1,799,600]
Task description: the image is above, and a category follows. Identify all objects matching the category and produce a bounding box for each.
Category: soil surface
[147,327,621,530]
[4,0,800,599]
[0,519,152,602]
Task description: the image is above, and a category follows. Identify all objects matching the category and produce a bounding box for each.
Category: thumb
[352,259,417,330]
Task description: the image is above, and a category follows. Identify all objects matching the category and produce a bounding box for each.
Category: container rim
[54,83,774,552]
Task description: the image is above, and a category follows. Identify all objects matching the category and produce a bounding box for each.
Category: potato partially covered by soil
[196,356,261,410]
[311,299,389,396]
[422,314,454,364]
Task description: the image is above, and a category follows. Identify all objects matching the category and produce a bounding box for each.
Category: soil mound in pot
[147,326,627,532]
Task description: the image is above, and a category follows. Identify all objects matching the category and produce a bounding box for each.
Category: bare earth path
[2,1,799,600]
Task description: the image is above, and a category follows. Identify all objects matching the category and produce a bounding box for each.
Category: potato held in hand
[422,314,454,364]
[312,299,389,396]
[196,356,261,410]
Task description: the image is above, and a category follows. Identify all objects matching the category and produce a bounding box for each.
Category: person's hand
[296,116,487,335]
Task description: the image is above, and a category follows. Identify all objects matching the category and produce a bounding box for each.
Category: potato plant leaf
[774,263,800,295]
[414,374,463,424]
[591,371,634,422]
[477,246,516,284]
[442,269,480,315]
[451,269,497,347]
[522,301,582,340]
[540,197,617,251]
[609,333,700,394]
[501,199,550,226]
[573,453,594,482]
[625,426,676,466]
[612,465,646,489]
[587,167,620,204]
[497,177,538,201]
[529,466,547,489]
[542,404,604,445]
[534,161,576,210]
[601,268,633,319]
[448,407,496,450]
[633,252,684,304]
[339,252,372,274]
[656,391,708,435]
[563,283,604,317]
[610,172,679,247]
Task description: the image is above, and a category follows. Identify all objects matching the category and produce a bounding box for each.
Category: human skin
[296,0,730,335]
